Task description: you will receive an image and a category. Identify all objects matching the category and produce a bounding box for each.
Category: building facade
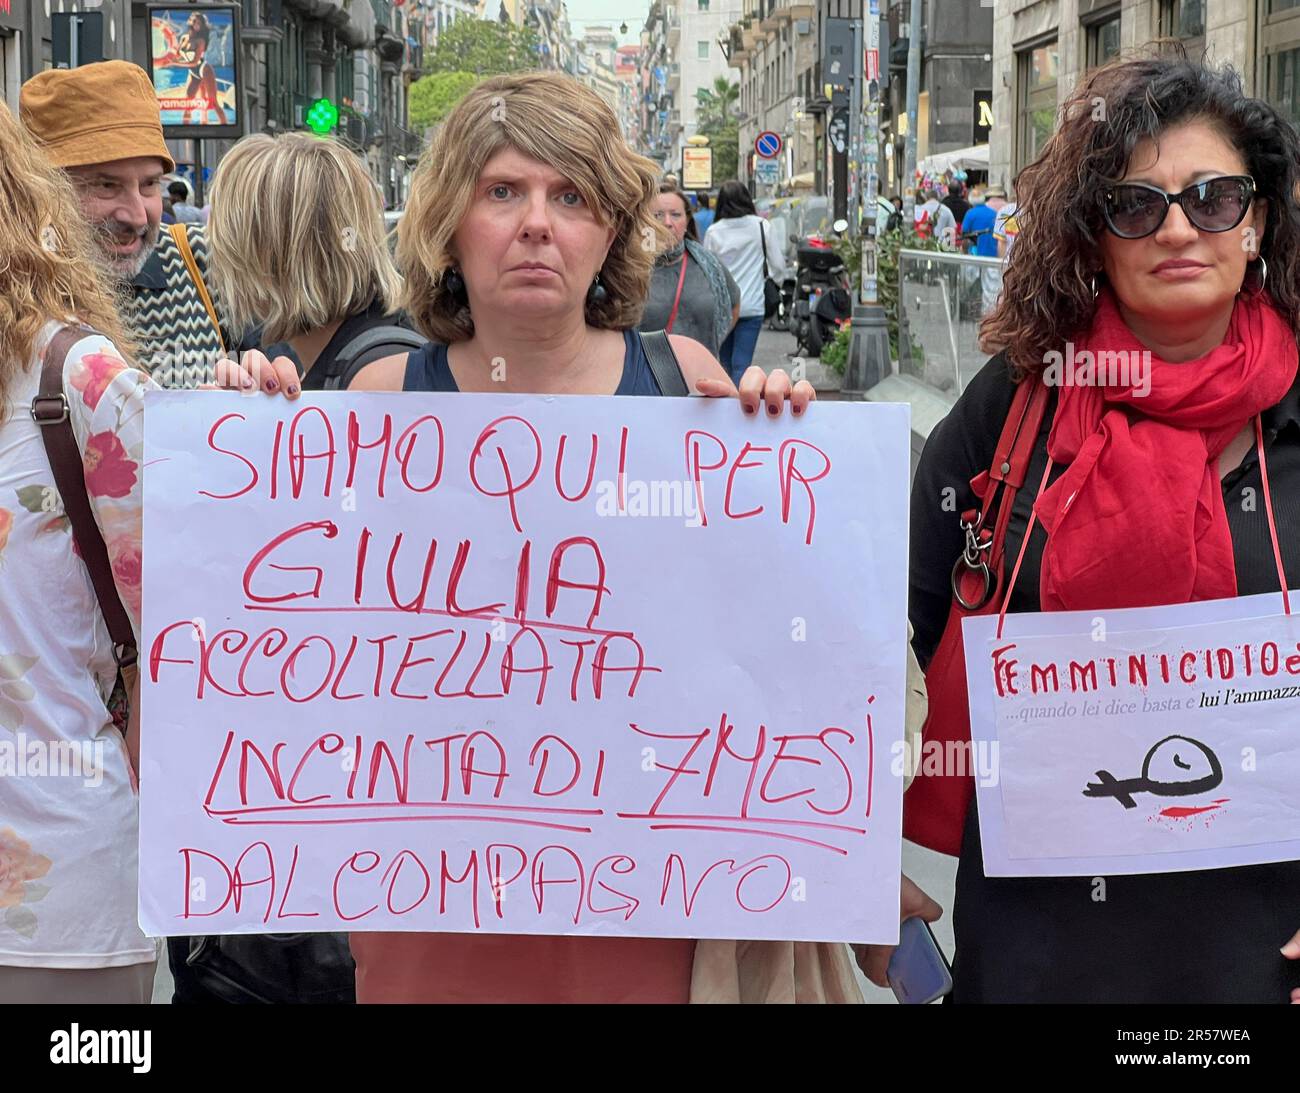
[639,2,671,165]
[881,0,993,197]
[0,1,420,206]
[640,1,742,181]
[725,0,819,192]
[614,42,641,144]
[991,0,1300,194]
[418,0,485,45]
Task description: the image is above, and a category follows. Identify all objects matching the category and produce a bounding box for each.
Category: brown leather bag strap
[33,326,138,669]
[169,222,226,355]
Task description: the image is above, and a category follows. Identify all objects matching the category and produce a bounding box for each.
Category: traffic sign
[755,131,782,159]
[754,161,780,185]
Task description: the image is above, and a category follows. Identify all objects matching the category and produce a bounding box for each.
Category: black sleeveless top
[403,330,669,395]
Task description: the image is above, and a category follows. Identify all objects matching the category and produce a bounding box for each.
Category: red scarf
[1033,286,1298,612]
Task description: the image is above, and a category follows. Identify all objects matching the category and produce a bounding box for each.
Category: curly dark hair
[981,46,1300,377]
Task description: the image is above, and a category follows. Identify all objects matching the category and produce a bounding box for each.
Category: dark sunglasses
[1098,175,1255,239]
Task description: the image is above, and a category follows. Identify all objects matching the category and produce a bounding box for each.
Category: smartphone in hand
[887,916,953,1004]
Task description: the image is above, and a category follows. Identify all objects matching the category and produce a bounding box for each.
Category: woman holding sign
[899,51,1300,1003]
[220,72,854,1004]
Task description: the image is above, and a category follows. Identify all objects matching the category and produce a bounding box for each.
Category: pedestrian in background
[207,132,420,394]
[639,183,740,358]
[887,194,904,233]
[961,185,1007,258]
[0,98,155,1004]
[703,180,786,382]
[167,181,203,224]
[693,191,715,237]
[914,188,957,246]
[963,184,1011,314]
[20,61,228,387]
[942,180,971,233]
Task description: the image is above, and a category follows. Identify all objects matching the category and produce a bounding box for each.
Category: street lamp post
[844,0,891,397]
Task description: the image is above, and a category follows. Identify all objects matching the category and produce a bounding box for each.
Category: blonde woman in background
[0,99,156,1003]
[208,132,422,392]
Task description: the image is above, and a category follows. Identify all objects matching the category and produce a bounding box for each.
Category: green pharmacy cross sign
[306,97,339,134]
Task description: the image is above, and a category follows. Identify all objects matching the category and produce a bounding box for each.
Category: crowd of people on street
[1,47,1299,1006]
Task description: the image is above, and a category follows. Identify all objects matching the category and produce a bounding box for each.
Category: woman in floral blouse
[0,100,156,1001]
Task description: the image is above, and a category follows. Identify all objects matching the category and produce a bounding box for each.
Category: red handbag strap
[665,252,689,334]
[991,375,1049,489]
[32,326,138,670]
[987,377,1050,567]
[952,373,1050,611]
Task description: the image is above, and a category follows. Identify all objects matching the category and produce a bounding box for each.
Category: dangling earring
[1090,273,1101,300]
[1243,255,1268,298]
[587,273,609,306]
[443,267,467,303]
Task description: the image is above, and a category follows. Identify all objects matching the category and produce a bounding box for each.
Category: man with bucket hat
[21,60,226,387]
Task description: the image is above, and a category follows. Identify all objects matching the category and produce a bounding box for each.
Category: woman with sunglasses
[885,53,1300,1002]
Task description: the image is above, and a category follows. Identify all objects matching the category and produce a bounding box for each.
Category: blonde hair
[0,98,133,410]
[398,71,666,343]
[207,132,401,344]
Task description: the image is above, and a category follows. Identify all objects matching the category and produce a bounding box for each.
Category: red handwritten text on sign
[140,393,909,943]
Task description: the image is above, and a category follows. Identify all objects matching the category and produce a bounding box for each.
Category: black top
[942,193,971,230]
[301,302,418,390]
[912,352,1300,1003]
[234,301,418,390]
[403,330,670,396]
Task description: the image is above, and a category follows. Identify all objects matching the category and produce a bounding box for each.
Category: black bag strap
[759,219,771,280]
[637,330,690,397]
[32,326,137,669]
[319,325,427,390]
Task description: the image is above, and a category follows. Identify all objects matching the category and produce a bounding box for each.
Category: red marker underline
[212,812,594,833]
[648,823,850,855]
[205,801,604,817]
[617,812,866,835]
[242,603,634,641]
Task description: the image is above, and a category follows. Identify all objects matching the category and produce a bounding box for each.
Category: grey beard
[93,223,160,282]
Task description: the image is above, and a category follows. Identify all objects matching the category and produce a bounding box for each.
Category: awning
[789,171,816,190]
[917,143,989,176]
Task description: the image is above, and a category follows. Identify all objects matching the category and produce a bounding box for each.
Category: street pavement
[151,328,956,1004]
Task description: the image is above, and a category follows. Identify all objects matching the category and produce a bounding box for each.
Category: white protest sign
[140,392,910,942]
[964,594,1300,877]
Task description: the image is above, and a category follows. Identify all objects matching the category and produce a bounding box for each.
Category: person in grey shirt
[639,183,739,359]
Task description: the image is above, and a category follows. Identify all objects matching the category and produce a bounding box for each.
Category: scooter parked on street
[792,217,852,357]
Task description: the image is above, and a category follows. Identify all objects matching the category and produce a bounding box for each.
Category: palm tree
[695,76,739,130]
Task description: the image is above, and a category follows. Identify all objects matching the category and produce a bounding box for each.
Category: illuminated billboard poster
[147,5,242,139]
[682,146,713,191]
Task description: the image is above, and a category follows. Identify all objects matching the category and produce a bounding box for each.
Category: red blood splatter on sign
[1158,798,1229,819]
